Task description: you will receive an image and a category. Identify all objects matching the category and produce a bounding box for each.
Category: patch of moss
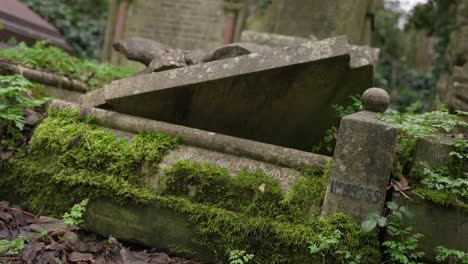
[0,110,179,214]
[0,109,382,263]
[161,160,284,219]
[413,188,468,210]
[161,160,334,223]
[157,196,380,263]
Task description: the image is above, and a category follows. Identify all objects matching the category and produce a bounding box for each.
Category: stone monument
[102,0,246,62]
[322,88,399,221]
[83,36,376,151]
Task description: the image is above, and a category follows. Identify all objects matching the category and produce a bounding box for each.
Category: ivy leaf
[387,201,399,210]
[399,206,414,220]
[361,219,377,232]
[377,216,387,227]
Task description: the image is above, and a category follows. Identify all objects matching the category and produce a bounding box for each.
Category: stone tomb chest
[83,36,375,151]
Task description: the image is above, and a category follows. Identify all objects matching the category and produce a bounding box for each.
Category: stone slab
[83,36,375,151]
[84,200,215,262]
[152,145,302,192]
[322,111,399,221]
[413,136,468,170]
[43,85,84,103]
[392,193,468,261]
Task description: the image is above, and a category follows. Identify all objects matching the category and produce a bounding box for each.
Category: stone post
[321,88,399,221]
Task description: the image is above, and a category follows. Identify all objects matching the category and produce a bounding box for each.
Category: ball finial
[361,88,390,113]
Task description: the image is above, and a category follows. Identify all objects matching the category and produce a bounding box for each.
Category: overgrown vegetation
[0,41,134,89]
[373,1,448,111]
[362,202,468,264]
[0,75,49,151]
[229,250,255,264]
[434,246,468,263]
[313,95,362,154]
[378,108,468,208]
[21,0,109,59]
[364,202,425,264]
[0,109,381,263]
[161,160,330,223]
[309,229,363,264]
[62,199,89,226]
[0,236,26,256]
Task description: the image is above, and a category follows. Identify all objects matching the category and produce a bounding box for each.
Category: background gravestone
[124,0,225,50]
[246,0,379,45]
[436,0,468,112]
[102,0,246,62]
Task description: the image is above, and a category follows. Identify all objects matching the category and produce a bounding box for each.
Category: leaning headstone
[82,36,376,151]
[322,88,399,221]
[245,0,377,45]
[103,0,247,62]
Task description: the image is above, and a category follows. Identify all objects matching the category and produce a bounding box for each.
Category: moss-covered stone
[0,109,381,263]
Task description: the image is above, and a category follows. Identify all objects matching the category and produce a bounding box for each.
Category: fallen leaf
[68,251,94,263]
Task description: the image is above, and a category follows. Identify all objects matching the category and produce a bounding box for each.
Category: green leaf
[377,216,388,227]
[387,201,399,210]
[361,219,377,232]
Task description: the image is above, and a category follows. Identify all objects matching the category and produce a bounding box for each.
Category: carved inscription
[329,179,382,203]
[125,0,225,50]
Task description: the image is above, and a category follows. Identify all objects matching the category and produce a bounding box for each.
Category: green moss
[167,244,197,258]
[157,197,380,263]
[161,160,284,218]
[0,109,179,215]
[413,188,468,210]
[280,162,331,222]
[0,109,381,263]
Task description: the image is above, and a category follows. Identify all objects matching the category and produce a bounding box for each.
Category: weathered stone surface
[43,85,84,103]
[201,42,271,62]
[240,30,314,47]
[246,0,377,45]
[84,200,215,262]
[153,145,302,192]
[362,88,390,113]
[393,193,468,261]
[413,136,468,169]
[113,37,173,66]
[50,100,331,173]
[83,36,375,151]
[321,110,399,221]
[122,0,228,51]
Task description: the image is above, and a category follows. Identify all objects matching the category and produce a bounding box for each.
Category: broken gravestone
[322,88,399,221]
[82,36,375,151]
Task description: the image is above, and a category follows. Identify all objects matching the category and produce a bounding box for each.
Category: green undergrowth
[379,108,468,208]
[0,109,381,263]
[161,161,331,223]
[0,41,134,89]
